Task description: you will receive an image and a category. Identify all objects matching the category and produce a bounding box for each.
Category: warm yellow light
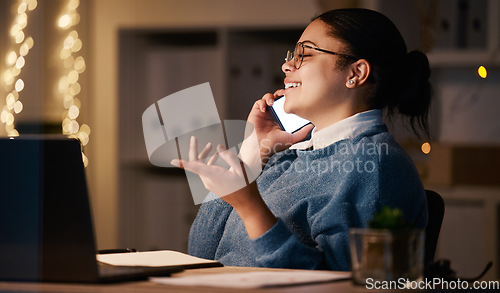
[6,92,17,103]
[421,142,431,154]
[58,14,71,28]
[19,43,29,56]
[15,79,24,92]
[10,24,21,37]
[17,2,27,14]
[69,120,79,134]
[64,36,75,49]
[3,70,14,85]
[77,131,89,146]
[10,91,19,100]
[5,123,14,132]
[82,152,88,167]
[6,94,16,109]
[69,82,81,95]
[68,30,78,40]
[68,70,79,84]
[68,0,80,10]
[13,100,23,114]
[16,13,28,29]
[58,76,69,93]
[0,110,8,124]
[11,67,21,77]
[63,95,74,109]
[15,56,25,69]
[68,105,80,119]
[71,39,82,52]
[74,57,85,73]
[6,113,14,125]
[28,0,38,11]
[80,123,91,135]
[25,36,34,49]
[478,66,487,78]
[8,129,20,137]
[60,48,71,60]
[15,31,25,44]
[71,13,80,26]
[6,51,17,66]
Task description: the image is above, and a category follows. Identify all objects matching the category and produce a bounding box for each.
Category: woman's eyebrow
[299,40,318,47]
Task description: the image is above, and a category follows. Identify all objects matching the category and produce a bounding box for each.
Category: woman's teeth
[285,82,301,89]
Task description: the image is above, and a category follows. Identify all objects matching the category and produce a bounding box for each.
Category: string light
[477,65,487,79]
[1,0,37,137]
[58,0,90,167]
[421,142,431,155]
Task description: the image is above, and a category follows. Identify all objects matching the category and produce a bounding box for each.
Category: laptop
[0,136,183,283]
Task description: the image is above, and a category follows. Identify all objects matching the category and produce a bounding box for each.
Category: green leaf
[368,206,414,232]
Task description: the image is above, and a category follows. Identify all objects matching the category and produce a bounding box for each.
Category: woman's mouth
[284,82,302,89]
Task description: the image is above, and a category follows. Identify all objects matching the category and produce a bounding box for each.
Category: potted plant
[349,207,424,285]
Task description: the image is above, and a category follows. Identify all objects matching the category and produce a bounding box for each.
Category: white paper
[150,271,351,289]
[96,250,220,267]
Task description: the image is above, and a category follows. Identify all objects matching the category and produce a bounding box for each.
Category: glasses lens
[294,43,304,69]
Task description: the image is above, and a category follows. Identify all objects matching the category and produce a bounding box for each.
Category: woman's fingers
[198,142,213,160]
[291,123,314,143]
[254,93,281,112]
[207,151,219,166]
[274,89,285,97]
[216,145,244,176]
[170,158,211,177]
[188,136,198,161]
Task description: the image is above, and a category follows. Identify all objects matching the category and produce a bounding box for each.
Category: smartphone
[268,96,312,133]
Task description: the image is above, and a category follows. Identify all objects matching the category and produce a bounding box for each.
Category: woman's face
[281,19,352,129]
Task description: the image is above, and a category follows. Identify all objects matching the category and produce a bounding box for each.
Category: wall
[89,0,320,249]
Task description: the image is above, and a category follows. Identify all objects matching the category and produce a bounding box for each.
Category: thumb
[291,123,314,143]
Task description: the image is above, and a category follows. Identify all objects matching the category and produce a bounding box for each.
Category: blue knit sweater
[188,124,427,271]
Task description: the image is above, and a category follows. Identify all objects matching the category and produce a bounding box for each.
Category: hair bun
[396,50,432,138]
[405,51,431,80]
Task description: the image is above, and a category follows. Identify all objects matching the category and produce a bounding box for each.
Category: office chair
[424,189,445,268]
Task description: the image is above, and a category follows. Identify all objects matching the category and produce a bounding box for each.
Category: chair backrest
[424,190,445,267]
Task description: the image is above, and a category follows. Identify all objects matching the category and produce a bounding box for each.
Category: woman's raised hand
[170,136,247,199]
[170,136,277,238]
[244,91,314,164]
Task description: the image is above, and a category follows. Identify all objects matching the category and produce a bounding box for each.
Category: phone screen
[269,96,312,133]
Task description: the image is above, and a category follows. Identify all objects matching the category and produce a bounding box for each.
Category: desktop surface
[0,266,367,293]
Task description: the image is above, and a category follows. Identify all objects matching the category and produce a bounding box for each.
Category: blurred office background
[0,0,499,280]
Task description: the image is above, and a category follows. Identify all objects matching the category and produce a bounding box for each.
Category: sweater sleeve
[249,151,381,271]
[250,201,354,271]
[188,194,233,260]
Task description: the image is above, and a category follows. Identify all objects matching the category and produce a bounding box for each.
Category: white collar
[290,109,384,150]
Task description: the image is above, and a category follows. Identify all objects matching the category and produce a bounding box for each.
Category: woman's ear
[346,59,371,88]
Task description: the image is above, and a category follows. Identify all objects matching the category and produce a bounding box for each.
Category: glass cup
[349,228,424,285]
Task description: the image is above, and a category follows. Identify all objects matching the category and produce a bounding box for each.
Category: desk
[0,266,368,293]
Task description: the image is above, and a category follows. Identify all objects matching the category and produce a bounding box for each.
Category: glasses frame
[285,42,358,69]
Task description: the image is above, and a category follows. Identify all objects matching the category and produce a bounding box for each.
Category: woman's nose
[282,60,294,74]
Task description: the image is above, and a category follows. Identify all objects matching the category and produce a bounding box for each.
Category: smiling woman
[172,8,431,271]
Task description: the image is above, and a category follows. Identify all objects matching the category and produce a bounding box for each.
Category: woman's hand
[245,91,314,165]
[171,136,277,238]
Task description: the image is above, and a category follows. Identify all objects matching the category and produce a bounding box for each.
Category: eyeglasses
[285,42,358,69]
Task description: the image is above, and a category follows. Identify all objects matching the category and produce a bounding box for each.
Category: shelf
[428,49,500,67]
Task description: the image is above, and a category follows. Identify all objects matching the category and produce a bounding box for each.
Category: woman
[171,8,431,271]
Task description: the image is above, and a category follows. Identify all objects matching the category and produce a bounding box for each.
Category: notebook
[0,136,187,283]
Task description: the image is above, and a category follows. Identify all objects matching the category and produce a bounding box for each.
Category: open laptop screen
[0,136,98,282]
